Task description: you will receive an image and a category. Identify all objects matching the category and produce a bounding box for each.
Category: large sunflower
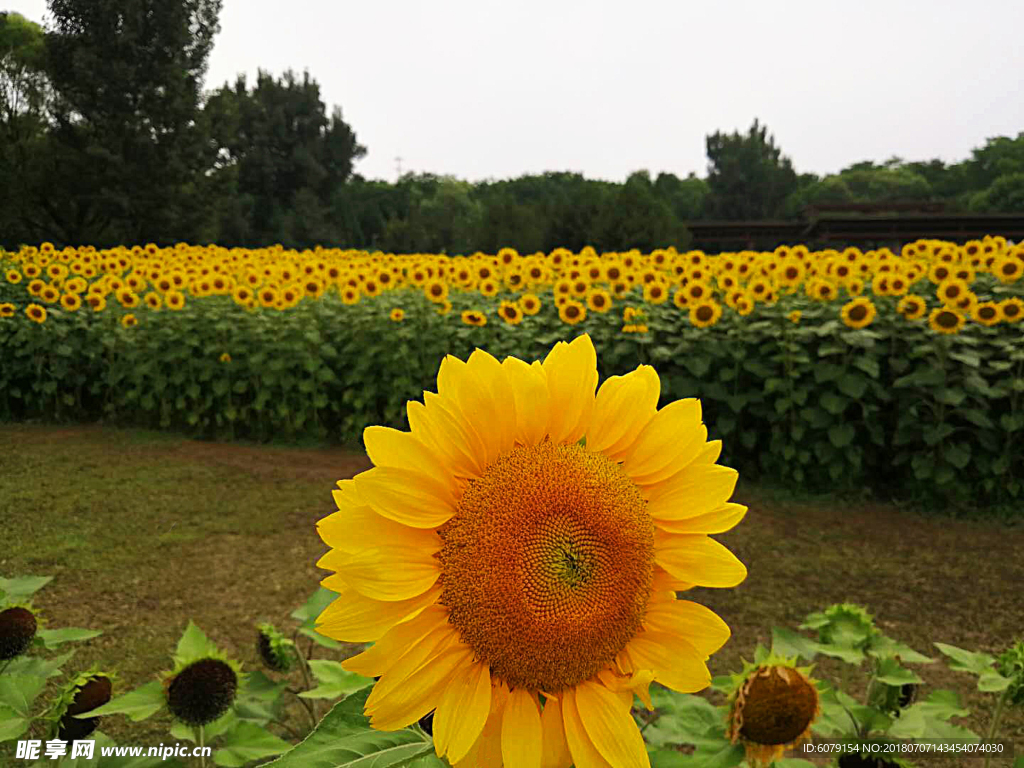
[316,335,747,768]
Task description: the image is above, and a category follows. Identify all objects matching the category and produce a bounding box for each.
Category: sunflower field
[1,236,1023,511]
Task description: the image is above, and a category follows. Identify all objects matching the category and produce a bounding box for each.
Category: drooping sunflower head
[0,604,40,661]
[725,652,822,767]
[44,669,115,741]
[316,335,747,767]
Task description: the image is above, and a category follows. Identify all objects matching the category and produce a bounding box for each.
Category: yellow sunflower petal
[585,365,659,456]
[575,680,649,768]
[315,583,440,642]
[542,334,598,445]
[501,357,550,446]
[655,532,747,588]
[646,464,739,518]
[502,688,543,768]
[433,660,491,764]
[408,394,486,480]
[318,504,441,554]
[643,599,732,657]
[625,630,712,693]
[540,696,573,768]
[368,645,473,731]
[318,545,439,601]
[619,399,707,485]
[561,686,613,768]
[341,605,449,677]
[651,567,695,593]
[654,502,747,535]
[353,466,455,528]
[436,353,511,468]
[362,425,456,501]
[694,439,723,465]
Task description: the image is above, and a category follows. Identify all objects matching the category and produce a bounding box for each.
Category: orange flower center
[436,441,653,692]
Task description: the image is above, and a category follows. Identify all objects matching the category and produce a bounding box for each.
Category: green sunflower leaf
[0,672,46,716]
[265,686,434,768]
[866,636,934,664]
[0,575,52,603]
[291,588,340,629]
[771,627,826,662]
[874,659,924,687]
[299,626,344,650]
[0,704,30,741]
[35,627,103,648]
[213,722,292,767]
[173,621,222,665]
[76,680,166,722]
[933,643,996,676]
[299,660,373,700]
[977,671,1013,692]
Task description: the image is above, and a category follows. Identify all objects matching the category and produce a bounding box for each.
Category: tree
[704,119,799,220]
[653,172,710,221]
[969,173,1024,213]
[593,173,691,252]
[204,69,366,247]
[42,0,223,244]
[0,12,50,245]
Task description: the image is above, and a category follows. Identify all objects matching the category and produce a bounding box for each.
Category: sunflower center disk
[437,441,654,693]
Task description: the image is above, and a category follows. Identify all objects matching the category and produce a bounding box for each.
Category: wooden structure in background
[686,202,1024,250]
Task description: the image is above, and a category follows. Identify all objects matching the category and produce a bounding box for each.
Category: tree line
[3,3,1024,253]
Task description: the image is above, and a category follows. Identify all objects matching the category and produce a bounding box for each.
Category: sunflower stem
[0,659,11,676]
[291,635,320,729]
[198,724,205,768]
[982,690,1008,768]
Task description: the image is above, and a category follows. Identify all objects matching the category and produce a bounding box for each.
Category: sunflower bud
[0,606,37,661]
[256,623,295,673]
[166,658,238,726]
[58,675,113,741]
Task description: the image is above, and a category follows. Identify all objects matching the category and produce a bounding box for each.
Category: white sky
[7,0,1024,183]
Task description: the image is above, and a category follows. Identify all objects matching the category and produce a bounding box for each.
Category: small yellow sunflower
[586,289,613,314]
[25,303,47,324]
[519,294,541,316]
[498,301,523,326]
[896,295,927,321]
[998,297,1023,323]
[121,314,138,328]
[317,335,746,768]
[928,306,964,335]
[60,293,82,312]
[558,299,587,325]
[840,297,876,329]
[390,308,405,322]
[461,310,487,327]
[972,301,1001,327]
[787,310,801,324]
[689,300,722,329]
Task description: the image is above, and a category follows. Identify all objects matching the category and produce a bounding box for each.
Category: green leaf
[213,721,292,767]
[852,356,881,378]
[265,687,434,768]
[935,387,966,406]
[819,392,848,415]
[838,373,868,399]
[828,424,855,449]
[771,627,826,662]
[874,658,924,686]
[934,643,996,676]
[292,588,340,629]
[76,680,166,722]
[866,636,934,664]
[35,627,102,648]
[173,621,221,665]
[977,671,1013,692]
[0,575,52,602]
[684,355,711,378]
[299,626,344,650]
[944,443,972,470]
[647,749,691,767]
[300,660,374,700]
[949,350,981,368]
[0,673,46,717]
[0,705,29,740]
[3,651,75,679]
[923,423,955,446]
[774,760,819,768]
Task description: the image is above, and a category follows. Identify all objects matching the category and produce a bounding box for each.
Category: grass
[2,423,1021,767]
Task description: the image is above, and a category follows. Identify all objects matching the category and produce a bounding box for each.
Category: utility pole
[394,155,404,180]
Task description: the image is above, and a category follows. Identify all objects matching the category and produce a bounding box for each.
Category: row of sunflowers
[2,237,1024,331]
[1,237,1022,512]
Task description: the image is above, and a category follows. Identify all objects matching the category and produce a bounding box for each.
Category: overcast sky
[7,1,1024,183]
